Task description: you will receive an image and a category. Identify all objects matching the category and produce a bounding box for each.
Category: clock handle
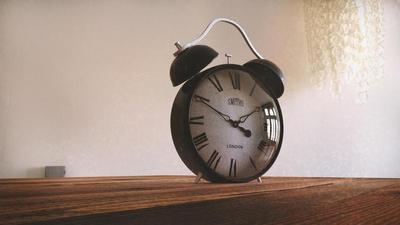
[173,18,264,59]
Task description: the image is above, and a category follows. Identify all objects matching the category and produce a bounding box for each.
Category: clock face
[188,67,282,181]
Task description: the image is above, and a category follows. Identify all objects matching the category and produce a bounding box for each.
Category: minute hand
[194,97,231,122]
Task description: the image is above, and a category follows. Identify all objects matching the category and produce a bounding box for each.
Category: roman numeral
[189,116,204,125]
[229,158,237,177]
[249,82,256,96]
[207,74,223,92]
[257,139,276,152]
[229,72,240,90]
[249,157,258,171]
[207,150,221,170]
[194,94,210,102]
[258,140,267,151]
[192,132,208,151]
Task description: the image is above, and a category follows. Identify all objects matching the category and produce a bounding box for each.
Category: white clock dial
[189,68,281,181]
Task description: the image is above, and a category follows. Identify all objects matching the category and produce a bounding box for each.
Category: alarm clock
[170,18,284,183]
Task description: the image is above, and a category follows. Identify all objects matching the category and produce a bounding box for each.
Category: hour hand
[237,125,251,137]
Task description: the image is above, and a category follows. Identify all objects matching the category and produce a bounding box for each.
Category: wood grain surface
[0,176,399,225]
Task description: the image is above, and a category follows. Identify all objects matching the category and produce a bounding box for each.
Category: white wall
[0,0,399,178]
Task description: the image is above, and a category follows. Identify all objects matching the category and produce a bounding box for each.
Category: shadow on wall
[26,167,44,178]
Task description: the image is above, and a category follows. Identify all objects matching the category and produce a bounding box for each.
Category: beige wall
[0,0,399,178]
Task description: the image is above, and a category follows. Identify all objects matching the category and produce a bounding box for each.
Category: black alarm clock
[170,18,284,183]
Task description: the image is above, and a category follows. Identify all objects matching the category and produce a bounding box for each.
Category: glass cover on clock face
[189,68,281,181]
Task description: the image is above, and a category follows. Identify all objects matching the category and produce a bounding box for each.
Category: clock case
[171,63,284,183]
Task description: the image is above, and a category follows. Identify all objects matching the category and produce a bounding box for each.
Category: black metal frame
[171,64,284,183]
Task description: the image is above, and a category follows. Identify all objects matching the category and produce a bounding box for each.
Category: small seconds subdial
[189,68,281,181]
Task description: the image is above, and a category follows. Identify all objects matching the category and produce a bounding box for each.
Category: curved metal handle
[173,18,264,59]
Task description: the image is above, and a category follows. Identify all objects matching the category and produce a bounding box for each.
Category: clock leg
[194,172,203,183]
[257,177,262,184]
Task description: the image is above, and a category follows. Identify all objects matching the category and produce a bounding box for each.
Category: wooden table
[0,176,399,225]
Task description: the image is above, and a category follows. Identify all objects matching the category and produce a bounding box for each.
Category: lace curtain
[304,0,384,102]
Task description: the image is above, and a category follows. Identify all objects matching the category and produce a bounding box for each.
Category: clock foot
[257,177,262,184]
[194,172,203,183]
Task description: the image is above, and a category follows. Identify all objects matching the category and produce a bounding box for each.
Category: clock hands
[236,124,252,137]
[194,95,252,137]
[231,106,262,137]
[194,95,232,122]
[238,106,261,124]
[232,107,261,137]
